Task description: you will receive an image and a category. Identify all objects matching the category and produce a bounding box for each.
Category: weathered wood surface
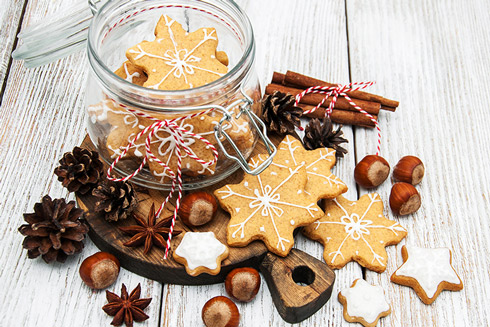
[0,0,489,326]
[348,1,490,326]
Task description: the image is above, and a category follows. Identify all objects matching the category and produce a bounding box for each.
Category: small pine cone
[303,117,348,158]
[18,195,89,263]
[261,91,303,135]
[54,147,104,195]
[92,180,137,222]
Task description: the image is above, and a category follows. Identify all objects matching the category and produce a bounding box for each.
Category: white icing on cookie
[123,62,141,82]
[341,279,390,324]
[395,246,461,298]
[174,232,227,270]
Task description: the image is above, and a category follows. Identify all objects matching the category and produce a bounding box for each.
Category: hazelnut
[389,182,421,215]
[79,252,120,289]
[225,267,261,302]
[393,156,425,185]
[202,296,239,327]
[179,191,218,227]
[354,155,390,188]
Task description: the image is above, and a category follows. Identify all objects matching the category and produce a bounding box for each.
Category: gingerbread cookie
[126,15,228,90]
[338,279,391,327]
[114,61,148,86]
[214,155,324,257]
[303,194,407,272]
[173,231,229,276]
[391,245,463,304]
[270,135,347,201]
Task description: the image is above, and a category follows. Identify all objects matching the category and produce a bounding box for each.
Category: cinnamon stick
[265,83,381,115]
[297,104,377,128]
[272,71,285,84]
[283,71,399,110]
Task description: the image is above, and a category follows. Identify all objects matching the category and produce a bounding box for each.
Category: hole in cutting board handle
[292,265,315,286]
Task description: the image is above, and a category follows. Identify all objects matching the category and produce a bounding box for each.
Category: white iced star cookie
[173,232,229,276]
[391,245,463,304]
[338,279,390,327]
[338,279,391,327]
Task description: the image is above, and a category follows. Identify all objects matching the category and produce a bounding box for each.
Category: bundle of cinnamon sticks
[266,71,399,128]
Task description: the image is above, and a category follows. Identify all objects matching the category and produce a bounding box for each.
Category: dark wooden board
[77,134,336,323]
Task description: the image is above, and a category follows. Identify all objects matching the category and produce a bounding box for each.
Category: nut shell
[393,156,425,185]
[202,296,239,327]
[179,191,218,227]
[354,155,390,188]
[79,252,120,289]
[225,267,261,302]
[389,182,421,215]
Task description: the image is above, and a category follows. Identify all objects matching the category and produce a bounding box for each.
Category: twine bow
[294,81,381,155]
[107,106,219,259]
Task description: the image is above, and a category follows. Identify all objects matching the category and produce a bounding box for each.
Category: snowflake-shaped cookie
[173,232,229,276]
[271,135,347,201]
[338,279,391,327]
[215,155,324,257]
[391,245,463,304]
[126,15,228,90]
[303,194,407,272]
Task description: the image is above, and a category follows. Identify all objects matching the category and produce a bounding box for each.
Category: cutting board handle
[259,248,336,324]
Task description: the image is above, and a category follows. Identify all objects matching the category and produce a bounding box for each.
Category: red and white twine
[107,107,219,259]
[294,82,382,155]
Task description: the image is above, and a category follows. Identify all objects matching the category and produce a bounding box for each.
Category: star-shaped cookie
[173,232,229,276]
[338,279,391,327]
[126,15,228,90]
[391,245,463,304]
[271,135,347,201]
[303,194,407,272]
[214,155,324,257]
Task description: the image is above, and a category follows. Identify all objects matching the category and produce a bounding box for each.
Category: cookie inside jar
[86,0,264,189]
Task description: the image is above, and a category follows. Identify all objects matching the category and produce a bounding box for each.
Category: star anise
[119,204,182,255]
[303,117,349,158]
[102,283,152,327]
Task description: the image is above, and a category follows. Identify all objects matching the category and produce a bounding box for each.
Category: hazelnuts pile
[389,156,424,216]
[202,267,261,327]
[354,155,425,216]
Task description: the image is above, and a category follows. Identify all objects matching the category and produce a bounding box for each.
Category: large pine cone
[261,91,303,135]
[54,147,104,195]
[18,195,89,263]
[92,180,137,222]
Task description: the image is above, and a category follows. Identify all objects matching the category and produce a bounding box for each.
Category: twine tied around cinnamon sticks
[294,81,381,155]
[267,71,398,129]
[267,71,400,155]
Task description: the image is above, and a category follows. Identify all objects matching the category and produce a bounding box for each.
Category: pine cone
[261,91,303,135]
[18,195,89,263]
[303,117,348,158]
[92,180,137,222]
[54,147,104,195]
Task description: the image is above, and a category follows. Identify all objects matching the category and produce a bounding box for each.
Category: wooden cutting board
[76,134,335,323]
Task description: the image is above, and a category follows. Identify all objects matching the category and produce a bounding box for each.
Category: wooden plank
[0,0,26,94]
[160,0,362,326]
[0,0,163,326]
[347,0,490,326]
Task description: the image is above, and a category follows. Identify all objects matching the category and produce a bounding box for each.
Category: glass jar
[85,0,275,189]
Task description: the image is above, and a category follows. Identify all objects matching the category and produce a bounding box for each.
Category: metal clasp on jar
[214,91,276,175]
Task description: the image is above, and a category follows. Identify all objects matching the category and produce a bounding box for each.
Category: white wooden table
[1,0,489,326]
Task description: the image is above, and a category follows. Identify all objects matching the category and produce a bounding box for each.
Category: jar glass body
[85,0,261,189]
